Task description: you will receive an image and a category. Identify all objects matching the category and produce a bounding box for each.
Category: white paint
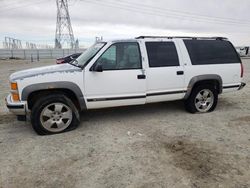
[8,37,244,112]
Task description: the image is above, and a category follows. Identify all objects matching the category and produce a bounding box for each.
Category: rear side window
[146,42,179,67]
[184,40,240,65]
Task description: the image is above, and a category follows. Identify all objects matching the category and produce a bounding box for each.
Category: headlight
[11,92,20,101]
[10,82,20,102]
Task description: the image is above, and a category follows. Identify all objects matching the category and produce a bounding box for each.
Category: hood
[10,63,81,81]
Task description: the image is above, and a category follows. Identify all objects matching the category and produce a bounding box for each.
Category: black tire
[31,94,80,135]
[185,84,218,113]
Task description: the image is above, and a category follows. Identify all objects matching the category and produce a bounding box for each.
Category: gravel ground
[0,59,250,188]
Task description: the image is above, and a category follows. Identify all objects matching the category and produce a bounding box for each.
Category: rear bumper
[238,82,246,90]
[5,94,27,115]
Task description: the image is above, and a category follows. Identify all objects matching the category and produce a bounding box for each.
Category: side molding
[21,81,86,110]
[184,74,223,99]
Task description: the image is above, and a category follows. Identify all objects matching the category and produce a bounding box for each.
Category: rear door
[182,39,242,92]
[144,40,186,103]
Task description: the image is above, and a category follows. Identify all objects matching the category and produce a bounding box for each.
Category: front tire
[31,94,80,135]
[185,84,218,113]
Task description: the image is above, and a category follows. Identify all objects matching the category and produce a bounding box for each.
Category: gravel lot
[0,59,250,188]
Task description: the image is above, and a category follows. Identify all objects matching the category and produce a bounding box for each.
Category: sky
[0,0,250,48]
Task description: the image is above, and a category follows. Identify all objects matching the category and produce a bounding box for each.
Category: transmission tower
[55,0,75,49]
[4,37,23,49]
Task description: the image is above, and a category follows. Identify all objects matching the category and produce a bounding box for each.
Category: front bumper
[238,82,246,90]
[5,94,27,115]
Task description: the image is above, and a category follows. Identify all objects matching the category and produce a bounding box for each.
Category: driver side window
[97,45,116,70]
[95,42,142,70]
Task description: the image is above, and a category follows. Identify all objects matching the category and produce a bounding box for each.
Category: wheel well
[27,89,80,110]
[192,79,221,93]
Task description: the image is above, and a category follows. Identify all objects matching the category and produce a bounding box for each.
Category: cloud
[0,0,250,47]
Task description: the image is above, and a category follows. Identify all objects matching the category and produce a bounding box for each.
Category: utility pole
[55,0,75,49]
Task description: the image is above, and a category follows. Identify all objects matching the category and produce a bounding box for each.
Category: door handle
[137,74,146,79]
[177,71,184,75]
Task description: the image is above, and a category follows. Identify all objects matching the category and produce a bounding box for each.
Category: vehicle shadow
[79,100,185,124]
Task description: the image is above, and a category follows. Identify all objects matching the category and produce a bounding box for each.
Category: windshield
[71,42,106,67]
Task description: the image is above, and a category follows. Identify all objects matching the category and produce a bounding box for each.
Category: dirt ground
[0,59,250,188]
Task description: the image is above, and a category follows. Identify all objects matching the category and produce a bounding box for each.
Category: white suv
[6,36,246,135]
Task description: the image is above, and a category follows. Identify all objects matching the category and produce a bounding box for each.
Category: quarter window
[184,40,240,65]
[95,42,141,70]
[146,42,179,67]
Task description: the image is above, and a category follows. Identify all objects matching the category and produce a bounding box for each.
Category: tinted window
[71,53,81,59]
[146,42,179,67]
[96,42,141,70]
[184,40,240,65]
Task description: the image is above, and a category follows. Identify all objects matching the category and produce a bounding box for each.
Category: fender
[21,81,86,110]
[184,74,223,99]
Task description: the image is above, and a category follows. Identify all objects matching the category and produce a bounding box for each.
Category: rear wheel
[31,94,80,135]
[185,84,218,113]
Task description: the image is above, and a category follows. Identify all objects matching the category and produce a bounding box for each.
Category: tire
[31,94,80,135]
[185,84,218,113]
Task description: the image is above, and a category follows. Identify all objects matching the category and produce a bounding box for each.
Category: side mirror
[92,63,103,72]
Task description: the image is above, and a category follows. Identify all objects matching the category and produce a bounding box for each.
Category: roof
[135,36,228,40]
[111,39,138,43]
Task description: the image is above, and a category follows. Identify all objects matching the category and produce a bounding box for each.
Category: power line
[1,0,35,9]
[1,0,22,9]
[68,0,79,6]
[96,0,250,26]
[114,0,250,25]
[80,0,250,28]
[2,0,249,27]
[0,0,52,14]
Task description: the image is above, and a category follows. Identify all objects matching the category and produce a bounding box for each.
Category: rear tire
[31,94,80,135]
[185,84,218,113]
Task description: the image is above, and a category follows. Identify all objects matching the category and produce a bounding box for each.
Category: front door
[84,42,146,109]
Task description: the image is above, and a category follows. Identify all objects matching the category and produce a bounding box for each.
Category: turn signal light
[11,82,18,90]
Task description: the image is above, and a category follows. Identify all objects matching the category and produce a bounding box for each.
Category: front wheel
[31,94,80,135]
[185,84,218,113]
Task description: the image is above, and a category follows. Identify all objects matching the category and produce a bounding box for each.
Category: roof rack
[135,36,228,40]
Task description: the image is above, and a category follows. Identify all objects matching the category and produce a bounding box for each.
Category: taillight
[240,63,244,78]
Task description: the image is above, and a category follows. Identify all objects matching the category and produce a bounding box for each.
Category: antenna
[55,0,76,49]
